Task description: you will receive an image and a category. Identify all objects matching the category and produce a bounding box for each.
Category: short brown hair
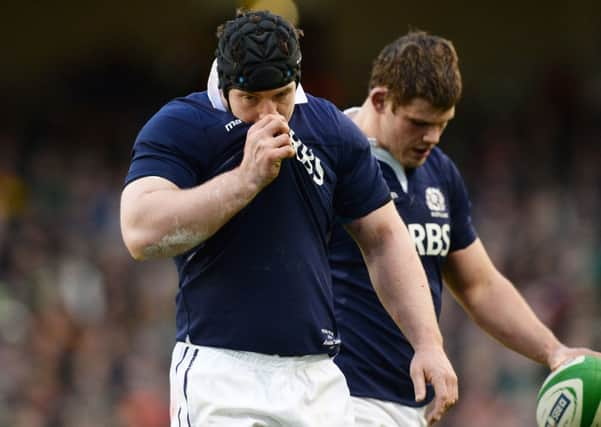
[369,31,462,111]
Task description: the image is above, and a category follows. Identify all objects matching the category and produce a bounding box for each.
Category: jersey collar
[343,106,409,193]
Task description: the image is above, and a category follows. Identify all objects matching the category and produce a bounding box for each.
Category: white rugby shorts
[352,396,426,427]
[170,341,354,426]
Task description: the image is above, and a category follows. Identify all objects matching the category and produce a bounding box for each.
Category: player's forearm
[122,170,258,260]
[458,275,562,366]
[366,229,444,350]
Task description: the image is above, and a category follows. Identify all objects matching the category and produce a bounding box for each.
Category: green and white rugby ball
[536,355,601,427]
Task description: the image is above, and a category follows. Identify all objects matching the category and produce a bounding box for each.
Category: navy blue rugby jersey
[125,92,391,356]
[330,141,477,406]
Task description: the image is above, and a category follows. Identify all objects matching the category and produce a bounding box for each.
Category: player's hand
[410,345,458,425]
[547,345,601,371]
[238,114,296,192]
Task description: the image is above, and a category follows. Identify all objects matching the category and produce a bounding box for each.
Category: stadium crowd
[0,52,599,427]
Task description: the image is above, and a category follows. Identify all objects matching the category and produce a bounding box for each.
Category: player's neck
[353,101,380,143]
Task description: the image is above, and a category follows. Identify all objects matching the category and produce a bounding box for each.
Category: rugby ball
[536,355,601,426]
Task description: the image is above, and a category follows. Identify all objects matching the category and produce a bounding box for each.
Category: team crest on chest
[425,187,448,218]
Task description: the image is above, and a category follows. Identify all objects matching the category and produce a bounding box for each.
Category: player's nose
[423,127,443,145]
[257,100,278,119]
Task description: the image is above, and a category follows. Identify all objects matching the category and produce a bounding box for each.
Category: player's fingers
[252,134,293,156]
[425,405,437,426]
[426,399,444,425]
[271,143,296,161]
[442,364,458,402]
[266,118,290,139]
[247,117,286,146]
[427,377,450,425]
[559,348,601,368]
[410,368,427,403]
[247,117,268,136]
[273,133,293,148]
[249,114,281,130]
[248,125,290,150]
[251,114,289,136]
[448,370,459,404]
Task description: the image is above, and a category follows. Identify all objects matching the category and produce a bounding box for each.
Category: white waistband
[176,340,330,370]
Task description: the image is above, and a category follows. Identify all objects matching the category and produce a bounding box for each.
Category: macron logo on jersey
[225,119,242,132]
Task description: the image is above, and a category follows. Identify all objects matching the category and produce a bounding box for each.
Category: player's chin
[406,157,428,169]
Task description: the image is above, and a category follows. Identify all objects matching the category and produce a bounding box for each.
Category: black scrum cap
[216,10,302,98]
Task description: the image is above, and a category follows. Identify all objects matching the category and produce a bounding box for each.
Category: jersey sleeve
[125,102,205,189]
[447,159,478,252]
[332,111,391,220]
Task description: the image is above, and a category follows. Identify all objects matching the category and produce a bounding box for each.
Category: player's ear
[369,87,388,114]
[220,90,232,112]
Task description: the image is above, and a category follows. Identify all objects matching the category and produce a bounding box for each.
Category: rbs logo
[289,129,325,186]
[407,223,450,256]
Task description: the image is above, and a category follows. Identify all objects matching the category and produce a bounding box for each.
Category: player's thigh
[170,343,353,427]
[294,356,354,426]
[352,396,426,427]
[170,343,267,426]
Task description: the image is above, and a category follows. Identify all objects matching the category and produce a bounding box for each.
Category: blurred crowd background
[1,0,600,426]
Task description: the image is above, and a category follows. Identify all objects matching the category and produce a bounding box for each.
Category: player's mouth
[412,147,432,160]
